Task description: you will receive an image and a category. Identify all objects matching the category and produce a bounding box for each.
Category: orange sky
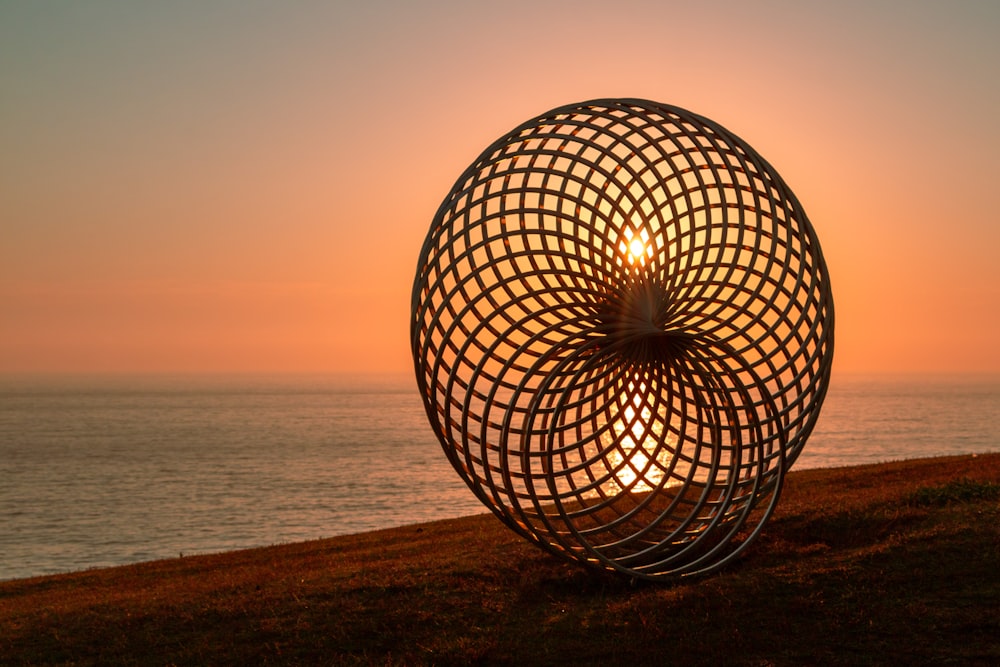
[2,1,998,376]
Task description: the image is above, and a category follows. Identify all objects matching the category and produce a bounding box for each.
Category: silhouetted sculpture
[411,99,834,580]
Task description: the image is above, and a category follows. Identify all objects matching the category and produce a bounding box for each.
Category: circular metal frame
[411,98,834,581]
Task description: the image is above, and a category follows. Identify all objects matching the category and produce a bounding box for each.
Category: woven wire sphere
[411,98,834,581]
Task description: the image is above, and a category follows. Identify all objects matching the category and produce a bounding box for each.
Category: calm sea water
[1,373,997,581]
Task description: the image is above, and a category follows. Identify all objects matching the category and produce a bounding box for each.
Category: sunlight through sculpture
[411,99,834,581]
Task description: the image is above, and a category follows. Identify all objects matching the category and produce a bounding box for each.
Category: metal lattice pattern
[411,99,834,581]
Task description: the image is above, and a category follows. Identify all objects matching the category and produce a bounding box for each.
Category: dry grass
[2,453,998,666]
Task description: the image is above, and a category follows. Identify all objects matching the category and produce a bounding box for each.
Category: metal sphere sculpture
[411,98,834,581]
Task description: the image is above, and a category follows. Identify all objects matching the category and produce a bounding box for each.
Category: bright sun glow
[604,377,668,493]
[629,238,646,260]
[620,227,652,265]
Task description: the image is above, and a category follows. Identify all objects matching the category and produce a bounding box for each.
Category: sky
[2,1,998,376]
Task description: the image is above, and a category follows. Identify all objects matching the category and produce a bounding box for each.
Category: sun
[620,227,652,265]
[629,238,646,261]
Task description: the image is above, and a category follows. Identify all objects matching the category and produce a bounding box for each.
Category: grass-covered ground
[2,453,998,666]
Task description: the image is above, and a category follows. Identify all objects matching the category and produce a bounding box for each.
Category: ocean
[1,372,997,581]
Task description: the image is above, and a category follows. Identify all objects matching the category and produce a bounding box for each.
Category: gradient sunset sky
[3,1,998,376]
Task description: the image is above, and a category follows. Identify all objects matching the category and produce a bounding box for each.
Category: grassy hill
[2,453,998,665]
